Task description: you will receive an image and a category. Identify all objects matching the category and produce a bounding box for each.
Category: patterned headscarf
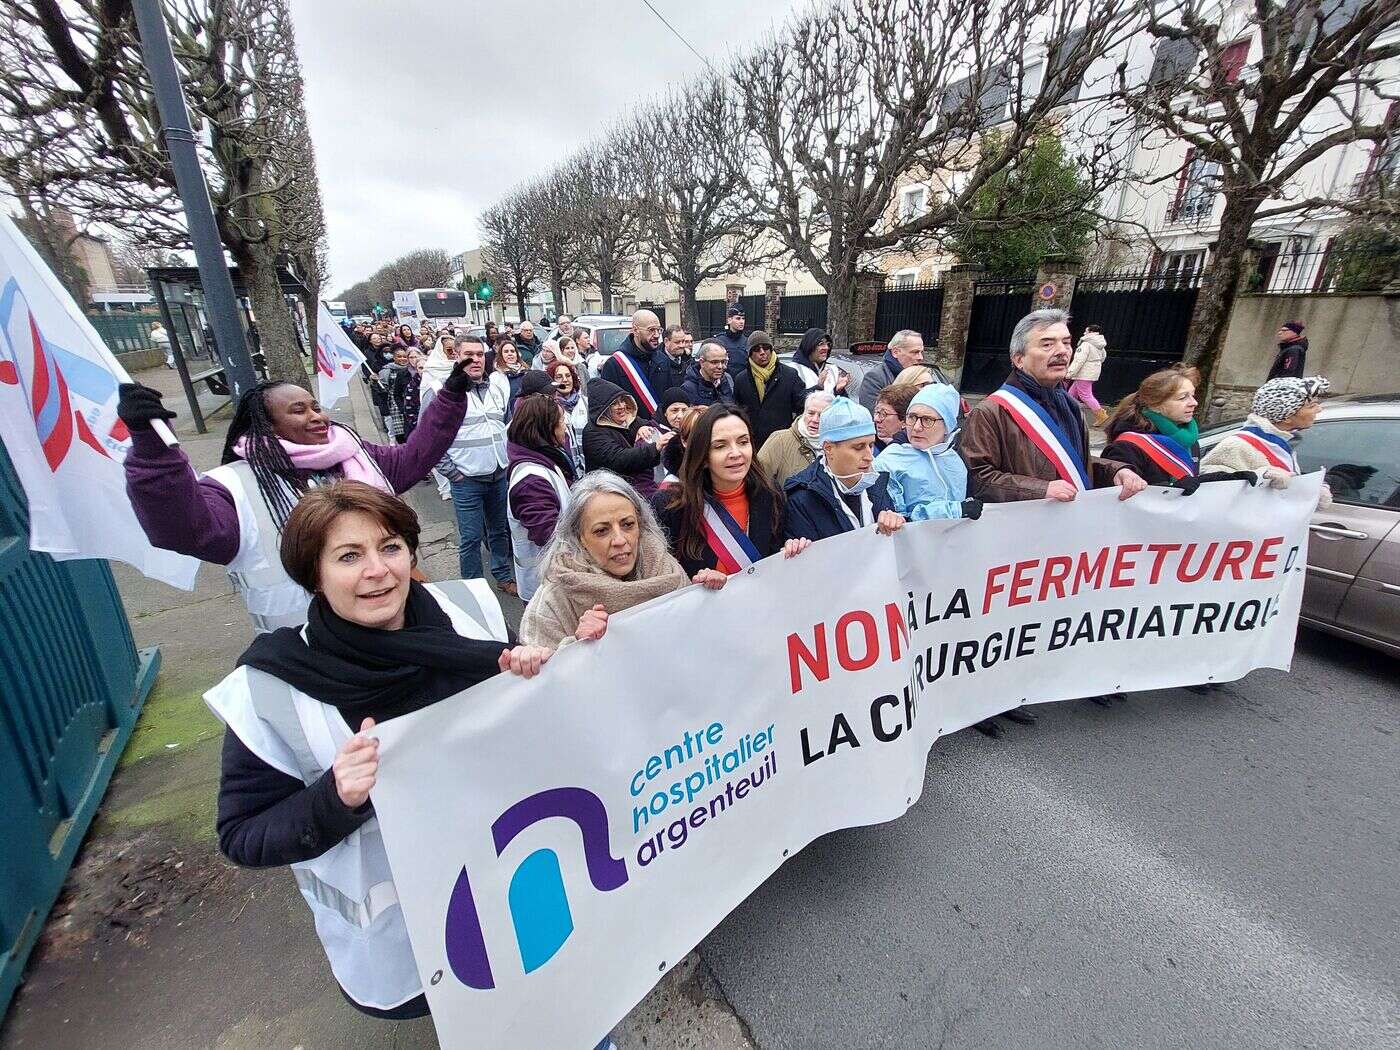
[1251,376,1330,423]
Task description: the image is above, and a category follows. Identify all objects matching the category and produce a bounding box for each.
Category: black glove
[960,497,983,521]
[117,383,176,432]
[443,359,473,395]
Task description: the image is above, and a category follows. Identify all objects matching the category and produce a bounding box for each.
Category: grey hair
[538,470,668,578]
[888,329,922,351]
[1009,309,1070,358]
[803,388,834,411]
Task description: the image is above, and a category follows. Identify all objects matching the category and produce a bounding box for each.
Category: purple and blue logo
[445,787,628,990]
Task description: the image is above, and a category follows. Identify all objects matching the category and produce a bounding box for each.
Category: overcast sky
[291,0,804,294]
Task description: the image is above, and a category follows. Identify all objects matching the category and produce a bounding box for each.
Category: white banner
[0,214,198,589]
[314,302,366,409]
[372,477,1319,1050]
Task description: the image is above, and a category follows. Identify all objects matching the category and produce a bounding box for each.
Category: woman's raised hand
[499,645,553,678]
[332,717,378,809]
[692,568,728,590]
[576,604,609,641]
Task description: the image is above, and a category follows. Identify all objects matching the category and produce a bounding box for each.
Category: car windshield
[595,328,631,357]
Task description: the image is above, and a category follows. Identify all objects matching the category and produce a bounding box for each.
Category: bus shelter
[145,265,311,433]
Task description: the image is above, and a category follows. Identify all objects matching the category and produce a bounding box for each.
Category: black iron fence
[696,298,727,337]
[740,293,767,329]
[963,278,1034,394]
[1069,270,1202,402]
[778,293,829,335]
[874,281,944,344]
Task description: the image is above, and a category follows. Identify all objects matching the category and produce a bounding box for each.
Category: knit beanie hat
[817,398,876,444]
[747,330,774,352]
[659,386,692,418]
[1281,321,1305,335]
[1252,376,1330,422]
[519,370,556,398]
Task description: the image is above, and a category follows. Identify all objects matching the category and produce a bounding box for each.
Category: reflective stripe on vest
[203,582,509,1009]
[505,462,572,601]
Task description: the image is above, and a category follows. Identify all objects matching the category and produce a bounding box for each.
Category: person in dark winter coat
[680,341,736,406]
[652,403,810,580]
[598,310,663,420]
[856,330,928,412]
[1102,365,1203,486]
[582,378,669,498]
[733,330,807,449]
[783,399,904,542]
[711,305,751,376]
[649,325,693,398]
[513,321,545,364]
[1266,322,1308,380]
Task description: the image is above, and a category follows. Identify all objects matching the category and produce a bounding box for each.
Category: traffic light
[476,280,494,302]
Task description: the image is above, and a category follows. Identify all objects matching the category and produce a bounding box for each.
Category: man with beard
[599,309,664,420]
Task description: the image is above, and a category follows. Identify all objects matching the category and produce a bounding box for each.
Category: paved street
[703,629,1400,1049]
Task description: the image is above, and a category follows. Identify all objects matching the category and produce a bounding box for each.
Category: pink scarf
[234,427,391,492]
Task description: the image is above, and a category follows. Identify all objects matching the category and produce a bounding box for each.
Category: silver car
[1200,393,1400,656]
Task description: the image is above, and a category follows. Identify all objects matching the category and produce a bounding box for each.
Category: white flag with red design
[314,302,365,409]
[0,214,198,588]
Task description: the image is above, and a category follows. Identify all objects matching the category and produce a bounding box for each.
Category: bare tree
[522,172,585,315]
[737,0,1138,345]
[336,279,374,316]
[625,78,775,331]
[0,0,327,384]
[480,194,543,323]
[560,146,640,313]
[368,248,454,308]
[1120,0,1400,406]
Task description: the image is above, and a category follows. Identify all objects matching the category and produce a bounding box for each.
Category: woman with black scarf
[205,482,551,1020]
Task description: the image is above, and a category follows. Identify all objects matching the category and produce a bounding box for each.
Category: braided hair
[220,381,378,531]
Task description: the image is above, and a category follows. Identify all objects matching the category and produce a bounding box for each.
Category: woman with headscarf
[209,482,547,1021]
[506,393,577,600]
[1201,376,1332,504]
[789,328,850,395]
[1102,365,1203,486]
[117,360,472,633]
[520,471,695,649]
[653,404,810,582]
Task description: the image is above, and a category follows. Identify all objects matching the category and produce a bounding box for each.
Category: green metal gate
[0,440,159,1016]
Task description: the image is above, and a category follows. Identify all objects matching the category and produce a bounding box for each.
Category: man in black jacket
[649,324,692,397]
[599,310,663,419]
[681,341,736,406]
[784,398,905,541]
[734,330,807,448]
[712,305,750,376]
[1266,321,1308,379]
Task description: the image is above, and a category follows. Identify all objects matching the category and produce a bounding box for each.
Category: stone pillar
[850,271,885,345]
[764,279,785,335]
[1033,254,1083,312]
[725,283,744,307]
[934,263,984,388]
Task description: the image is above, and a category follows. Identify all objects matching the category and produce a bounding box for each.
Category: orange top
[713,483,750,536]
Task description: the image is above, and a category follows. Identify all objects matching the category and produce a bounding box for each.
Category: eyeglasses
[873,408,896,421]
[905,412,941,429]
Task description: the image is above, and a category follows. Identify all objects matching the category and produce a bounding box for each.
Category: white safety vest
[424,375,509,477]
[204,579,508,1011]
[506,461,572,601]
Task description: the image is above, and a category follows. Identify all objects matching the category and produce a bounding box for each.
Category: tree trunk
[1182,197,1260,421]
[513,274,530,322]
[240,242,307,386]
[824,267,857,347]
[679,282,699,334]
[599,265,613,315]
[549,270,565,315]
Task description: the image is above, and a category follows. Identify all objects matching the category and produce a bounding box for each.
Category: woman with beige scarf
[519,471,701,649]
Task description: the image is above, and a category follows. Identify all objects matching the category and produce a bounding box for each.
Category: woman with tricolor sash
[1201,375,1332,503]
[1102,365,1203,486]
[654,403,811,583]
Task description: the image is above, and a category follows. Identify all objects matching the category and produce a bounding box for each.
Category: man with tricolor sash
[598,309,663,421]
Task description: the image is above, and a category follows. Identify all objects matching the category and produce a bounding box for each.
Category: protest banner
[314,302,365,409]
[0,214,198,589]
[371,476,1320,1050]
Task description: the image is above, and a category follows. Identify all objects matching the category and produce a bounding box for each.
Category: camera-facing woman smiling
[205,481,549,1021]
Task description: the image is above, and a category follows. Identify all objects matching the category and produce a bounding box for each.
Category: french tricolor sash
[1116,432,1197,480]
[986,384,1091,490]
[613,351,658,416]
[701,498,761,575]
[1236,426,1297,473]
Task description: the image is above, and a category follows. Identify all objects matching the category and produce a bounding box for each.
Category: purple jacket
[123,389,468,565]
[506,441,576,548]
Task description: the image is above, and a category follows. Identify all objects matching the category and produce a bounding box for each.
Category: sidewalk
[0,367,750,1050]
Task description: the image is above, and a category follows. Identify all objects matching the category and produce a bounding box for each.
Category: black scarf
[1008,368,1087,454]
[238,582,512,725]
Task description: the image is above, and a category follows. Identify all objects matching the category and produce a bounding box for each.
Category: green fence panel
[84,312,160,354]
[0,440,159,1018]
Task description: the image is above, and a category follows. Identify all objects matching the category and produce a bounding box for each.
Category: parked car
[1198,393,1400,657]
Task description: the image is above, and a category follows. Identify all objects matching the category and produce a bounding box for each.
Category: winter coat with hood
[734,360,807,449]
[1065,331,1107,382]
[518,529,689,649]
[598,335,660,419]
[680,360,736,407]
[757,412,822,486]
[872,383,969,520]
[782,459,898,542]
[581,378,662,497]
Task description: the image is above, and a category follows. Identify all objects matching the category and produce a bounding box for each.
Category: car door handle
[1310,523,1368,540]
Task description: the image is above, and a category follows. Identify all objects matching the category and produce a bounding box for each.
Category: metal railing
[1251,247,1396,295]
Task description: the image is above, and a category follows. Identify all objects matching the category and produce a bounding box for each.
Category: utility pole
[131,0,257,398]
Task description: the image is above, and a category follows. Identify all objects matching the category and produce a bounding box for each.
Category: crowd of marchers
[111,305,1331,1029]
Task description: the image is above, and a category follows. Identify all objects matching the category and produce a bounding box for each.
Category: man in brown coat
[959,308,1147,736]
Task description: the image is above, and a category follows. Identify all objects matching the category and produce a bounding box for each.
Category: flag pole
[130,0,258,401]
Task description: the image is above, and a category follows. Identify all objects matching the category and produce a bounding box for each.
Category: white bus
[394,288,476,329]
[324,300,348,321]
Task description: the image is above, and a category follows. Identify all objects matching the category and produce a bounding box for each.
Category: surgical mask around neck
[924,424,960,457]
[827,461,878,495]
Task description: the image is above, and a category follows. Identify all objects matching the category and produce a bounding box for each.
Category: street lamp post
[130,0,257,399]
